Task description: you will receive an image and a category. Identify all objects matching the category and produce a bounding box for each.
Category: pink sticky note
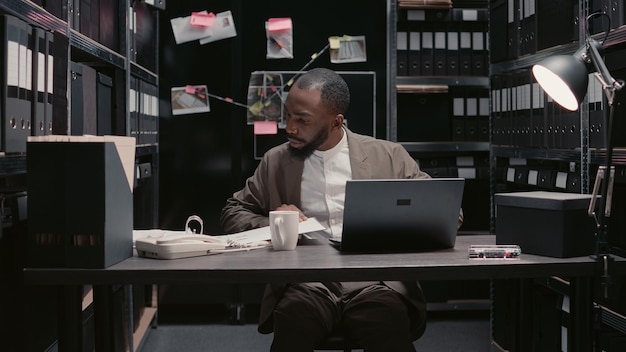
[190,12,216,27]
[185,85,196,94]
[254,121,278,135]
[267,18,292,32]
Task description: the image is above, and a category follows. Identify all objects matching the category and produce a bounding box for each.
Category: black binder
[51,31,69,135]
[464,96,479,142]
[408,31,421,76]
[471,29,487,76]
[536,0,578,51]
[519,0,537,56]
[478,93,489,142]
[458,29,472,76]
[507,0,520,60]
[32,27,47,136]
[96,72,113,135]
[433,23,447,76]
[420,30,434,76]
[489,0,508,63]
[396,30,408,76]
[129,76,140,141]
[446,25,459,76]
[1,15,32,153]
[452,96,465,141]
[44,30,54,135]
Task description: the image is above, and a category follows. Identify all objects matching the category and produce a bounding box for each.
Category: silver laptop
[334,178,465,252]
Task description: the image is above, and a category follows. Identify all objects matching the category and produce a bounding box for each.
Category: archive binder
[96,72,113,135]
[446,29,459,76]
[1,15,32,153]
[44,30,54,135]
[32,27,46,136]
[420,31,434,75]
[433,25,447,76]
[396,30,408,76]
[452,96,465,141]
[408,31,421,76]
[458,29,472,76]
[51,31,69,135]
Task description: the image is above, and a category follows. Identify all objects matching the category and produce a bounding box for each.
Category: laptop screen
[339,178,465,252]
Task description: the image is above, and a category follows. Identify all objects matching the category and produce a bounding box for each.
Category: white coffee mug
[269,210,299,251]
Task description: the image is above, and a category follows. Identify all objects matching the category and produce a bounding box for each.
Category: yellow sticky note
[328,36,340,49]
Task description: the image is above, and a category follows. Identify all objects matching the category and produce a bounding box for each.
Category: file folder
[32,27,46,136]
[1,15,32,153]
[452,96,465,141]
[129,76,140,141]
[408,31,421,76]
[396,30,408,76]
[458,30,472,76]
[530,81,545,147]
[51,31,69,135]
[446,28,459,76]
[471,30,487,76]
[44,30,54,135]
[489,0,508,63]
[420,31,434,76]
[464,96,478,141]
[96,72,113,135]
[507,0,520,60]
[519,0,536,55]
[478,94,489,142]
[433,25,447,76]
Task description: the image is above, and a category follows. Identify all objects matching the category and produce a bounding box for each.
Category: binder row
[497,165,582,193]
[491,69,605,149]
[396,87,489,142]
[397,12,488,77]
[489,0,579,63]
[416,155,489,180]
[1,14,63,154]
[129,76,159,146]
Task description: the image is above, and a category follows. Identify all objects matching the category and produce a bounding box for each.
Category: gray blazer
[220,129,454,339]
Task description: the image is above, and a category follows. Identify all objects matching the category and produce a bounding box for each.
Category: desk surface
[23,235,625,285]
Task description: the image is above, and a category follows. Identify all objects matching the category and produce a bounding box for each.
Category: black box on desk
[27,136,136,268]
[494,191,596,258]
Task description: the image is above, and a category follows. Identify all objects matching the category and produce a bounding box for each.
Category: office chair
[314,331,360,352]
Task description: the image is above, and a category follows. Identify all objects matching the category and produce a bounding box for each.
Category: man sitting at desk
[221,68,458,351]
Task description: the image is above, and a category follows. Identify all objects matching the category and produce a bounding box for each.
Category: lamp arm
[586,37,624,105]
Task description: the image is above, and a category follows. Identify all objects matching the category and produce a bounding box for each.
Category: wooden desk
[23,235,626,351]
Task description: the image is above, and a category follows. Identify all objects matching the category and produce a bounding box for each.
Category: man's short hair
[294,68,350,115]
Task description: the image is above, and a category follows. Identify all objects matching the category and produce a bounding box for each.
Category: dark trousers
[270,282,418,352]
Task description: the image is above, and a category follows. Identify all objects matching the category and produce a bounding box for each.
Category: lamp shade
[532,53,589,111]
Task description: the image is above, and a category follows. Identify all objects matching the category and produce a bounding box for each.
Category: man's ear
[335,114,345,127]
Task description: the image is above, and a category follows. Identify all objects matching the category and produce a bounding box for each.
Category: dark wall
[158,1,389,233]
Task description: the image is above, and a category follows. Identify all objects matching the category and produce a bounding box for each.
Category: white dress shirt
[300,129,352,238]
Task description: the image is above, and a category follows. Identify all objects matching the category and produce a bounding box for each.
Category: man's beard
[288,127,329,158]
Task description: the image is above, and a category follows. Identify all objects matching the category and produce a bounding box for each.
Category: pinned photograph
[171,85,211,115]
[246,72,284,124]
[329,35,367,64]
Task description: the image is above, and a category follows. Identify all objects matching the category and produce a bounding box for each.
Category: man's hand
[275,204,308,222]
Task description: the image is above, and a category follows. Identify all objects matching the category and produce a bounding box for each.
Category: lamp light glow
[531,47,590,112]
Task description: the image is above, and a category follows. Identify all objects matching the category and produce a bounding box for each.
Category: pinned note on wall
[254,120,278,135]
[266,17,293,59]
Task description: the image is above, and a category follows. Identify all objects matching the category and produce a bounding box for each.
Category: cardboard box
[27,136,135,268]
[495,191,597,258]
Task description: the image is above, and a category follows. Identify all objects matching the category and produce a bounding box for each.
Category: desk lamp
[531,12,624,297]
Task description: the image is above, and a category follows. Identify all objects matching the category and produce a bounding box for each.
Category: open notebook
[333,178,465,253]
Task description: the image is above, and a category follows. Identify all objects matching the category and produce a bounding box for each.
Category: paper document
[220,217,326,246]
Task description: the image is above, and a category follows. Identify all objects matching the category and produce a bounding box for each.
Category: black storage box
[495,191,596,258]
[27,136,135,268]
